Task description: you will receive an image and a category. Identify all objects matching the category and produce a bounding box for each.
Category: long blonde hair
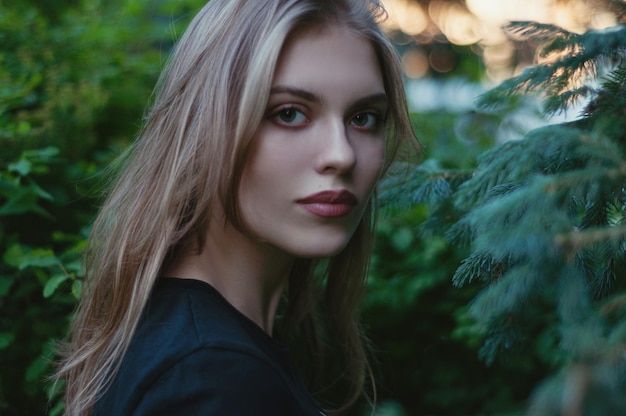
[53,0,419,414]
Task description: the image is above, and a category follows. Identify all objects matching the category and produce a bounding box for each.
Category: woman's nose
[314,120,357,175]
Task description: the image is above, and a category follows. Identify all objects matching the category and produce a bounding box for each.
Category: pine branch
[544,86,595,115]
[477,24,626,115]
[595,257,616,300]
[505,21,578,61]
[555,224,626,252]
[607,0,626,19]
[379,160,470,211]
[582,66,626,119]
[579,195,609,229]
[454,122,626,213]
[504,21,574,41]
[453,125,585,209]
[452,251,507,287]
[469,263,545,322]
[400,19,626,402]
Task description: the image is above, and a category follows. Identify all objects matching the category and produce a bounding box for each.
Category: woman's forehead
[272,25,385,98]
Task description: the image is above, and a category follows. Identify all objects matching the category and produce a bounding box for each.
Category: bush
[0,1,202,413]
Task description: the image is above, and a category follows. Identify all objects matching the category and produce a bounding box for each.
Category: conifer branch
[403,16,626,406]
[478,23,626,115]
[422,13,626,411]
[555,224,626,252]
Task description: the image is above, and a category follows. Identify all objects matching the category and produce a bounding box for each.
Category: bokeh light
[381,0,618,82]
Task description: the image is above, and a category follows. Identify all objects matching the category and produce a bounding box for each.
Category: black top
[94,278,324,415]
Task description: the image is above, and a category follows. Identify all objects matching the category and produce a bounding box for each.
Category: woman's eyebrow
[351,92,388,109]
[269,86,388,109]
[270,86,321,103]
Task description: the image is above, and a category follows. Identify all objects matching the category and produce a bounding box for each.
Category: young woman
[53,0,419,414]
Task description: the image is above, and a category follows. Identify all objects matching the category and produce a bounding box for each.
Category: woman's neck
[164,217,294,335]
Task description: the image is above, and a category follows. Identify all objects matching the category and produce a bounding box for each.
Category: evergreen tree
[383,5,626,414]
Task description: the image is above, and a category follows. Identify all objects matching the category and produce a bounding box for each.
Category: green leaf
[0,188,38,215]
[25,354,49,382]
[0,277,14,296]
[71,279,82,299]
[63,259,82,274]
[24,146,60,160]
[3,244,26,268]
[8,158,31,176]
[0,185,53,217]
[48,402,64,416]
[43,274,69,298]
[26,147,60,174]
[20,248,59,270]
[390,227,414,252]
[0,332,15,349]
[46,376,65,401]
[16,120,31,135]
[29,179,54,201]
[4,245,62,275]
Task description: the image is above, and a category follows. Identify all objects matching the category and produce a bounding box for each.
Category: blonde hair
[53,0,419,414]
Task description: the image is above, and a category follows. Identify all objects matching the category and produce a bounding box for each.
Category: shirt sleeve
[131,347,305,415]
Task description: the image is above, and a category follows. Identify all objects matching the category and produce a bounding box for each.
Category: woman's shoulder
[129,277,282,363]
[94,277,323,415]
[100,345,322,415]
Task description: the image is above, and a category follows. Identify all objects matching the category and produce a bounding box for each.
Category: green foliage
[368,108,561,414]
[478,20,626,116]
[0,0,205,413]
[365,205,557,415]
[7,0,625,415]
[387,12,626,415]
[0,147,85,414]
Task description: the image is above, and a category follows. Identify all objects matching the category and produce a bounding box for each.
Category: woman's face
[239,25,387,258]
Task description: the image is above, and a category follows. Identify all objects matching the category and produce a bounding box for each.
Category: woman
[53,0,419,414]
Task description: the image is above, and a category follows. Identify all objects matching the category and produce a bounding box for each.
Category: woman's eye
[350,112,379,130]
[271,107,308,126]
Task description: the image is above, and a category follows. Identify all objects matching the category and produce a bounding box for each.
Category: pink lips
[296,190,358,218]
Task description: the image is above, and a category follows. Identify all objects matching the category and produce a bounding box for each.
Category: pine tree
[383,5,626,414]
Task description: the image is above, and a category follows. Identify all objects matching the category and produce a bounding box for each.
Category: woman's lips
[296,190,358,218]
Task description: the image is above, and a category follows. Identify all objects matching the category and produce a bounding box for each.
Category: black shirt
[94,278,324,415]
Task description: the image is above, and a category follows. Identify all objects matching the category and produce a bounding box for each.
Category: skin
[167,25,387,335]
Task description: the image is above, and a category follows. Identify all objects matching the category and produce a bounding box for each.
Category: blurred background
[0,0,623,415]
